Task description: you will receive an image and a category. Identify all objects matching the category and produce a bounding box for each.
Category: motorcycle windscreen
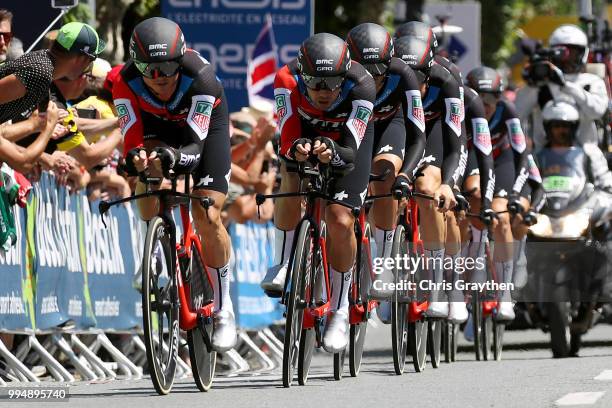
[536,147,587,211]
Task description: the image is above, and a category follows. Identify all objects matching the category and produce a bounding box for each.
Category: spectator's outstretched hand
[252,117,276,149]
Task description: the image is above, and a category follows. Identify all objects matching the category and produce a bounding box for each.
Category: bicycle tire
[471,291,482,361]
[482,313,493,361]
[391,225,409,375]
[187,243,216,391]
[298,223,326,385]
[142,216,179,395]
[450,323,458,362]
[493,320,505,361]
[409,320,428,372]
[443,322,451,363]
[427,319,442,368]
[333,350,345,380]
[349,222,372,377]
[282,221,311,388]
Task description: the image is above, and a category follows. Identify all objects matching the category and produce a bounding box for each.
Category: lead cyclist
[112,17,237,352]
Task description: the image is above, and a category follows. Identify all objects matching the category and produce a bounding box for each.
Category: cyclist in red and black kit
[112,17,236,351]
[345,23,426,303]
[463,66,531,320]
[393,36,466,318]
[261,33,376,352]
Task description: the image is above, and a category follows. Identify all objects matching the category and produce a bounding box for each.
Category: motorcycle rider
[515,24,608,149]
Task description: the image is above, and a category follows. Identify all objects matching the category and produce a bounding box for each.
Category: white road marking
[555,392,605,406]
[594,370,612,381]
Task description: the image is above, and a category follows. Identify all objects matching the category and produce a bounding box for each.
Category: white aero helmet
[542,100,580,123]
[548,24,589,67]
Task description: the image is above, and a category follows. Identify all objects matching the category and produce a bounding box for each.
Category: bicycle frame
[349,209,376,325]
[402,199,429,323]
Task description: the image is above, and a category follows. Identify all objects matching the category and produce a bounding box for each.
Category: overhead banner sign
[162,0,314,112]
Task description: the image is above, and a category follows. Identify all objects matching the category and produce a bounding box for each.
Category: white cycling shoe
[369,267,395,300]
[496,302,516,321]
[323,310,349,353]
[260,261,288,297]
[212,310,237,352]
[426,301,449,318]
[448,302,468,324]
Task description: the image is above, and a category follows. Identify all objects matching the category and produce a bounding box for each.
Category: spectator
[6,37,23,61]
[0,22,105,124]
[0,9,12,63]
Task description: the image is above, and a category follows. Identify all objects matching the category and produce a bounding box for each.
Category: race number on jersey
[114,98,137,135]
[187,95,216,141]
[405,90,425,133]
[444,97,462,137]
[346,99,374,148]
[506,118,526,153]
[471,117,492,156]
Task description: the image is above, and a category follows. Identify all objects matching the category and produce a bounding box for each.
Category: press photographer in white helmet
[515,24,609,150]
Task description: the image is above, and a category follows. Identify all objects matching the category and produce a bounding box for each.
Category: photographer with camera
[516,24,608,150]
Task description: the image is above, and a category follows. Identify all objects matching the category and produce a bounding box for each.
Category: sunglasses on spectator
[301,74,344,91]
[0,32,12,43]
[134,60,181,79]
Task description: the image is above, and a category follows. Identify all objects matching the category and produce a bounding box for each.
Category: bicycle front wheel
[493,320,505,361]
[427,319,442,368]
[283,221,311,388]
[142,216,179,395]
[391,224,409,375]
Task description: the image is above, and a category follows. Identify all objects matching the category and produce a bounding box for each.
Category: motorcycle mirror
[51,0,78,9]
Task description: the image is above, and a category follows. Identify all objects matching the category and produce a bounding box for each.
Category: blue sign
[162,0,314,112]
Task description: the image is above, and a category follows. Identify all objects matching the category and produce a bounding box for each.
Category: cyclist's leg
[370,114,405,299]
[415,120,447,317]
[192,103,236,351]
[490,148,516,320]
[511,184,531,289]
[260,161,300,294]
[323,123,373,352]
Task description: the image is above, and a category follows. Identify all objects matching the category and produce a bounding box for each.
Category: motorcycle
[524,146,612,357]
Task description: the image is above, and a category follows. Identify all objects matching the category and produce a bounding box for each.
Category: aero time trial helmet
[297,33,351,91]
[346,23,394,76]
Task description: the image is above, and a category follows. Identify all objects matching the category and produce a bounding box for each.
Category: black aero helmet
[394,21,438,51]
[346,23,393,76]
[297,33,351,90]
[130,17,186,78]
[465,66,504,94]
[393,36,434,82]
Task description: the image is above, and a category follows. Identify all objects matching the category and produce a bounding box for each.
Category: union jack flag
[247,14,278,108]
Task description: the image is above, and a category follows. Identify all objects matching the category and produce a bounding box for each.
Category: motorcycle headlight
[530,209,590,239]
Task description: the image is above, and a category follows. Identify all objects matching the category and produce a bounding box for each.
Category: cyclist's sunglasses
[0,32,12,43]
[134,60,181,79]
[480,92,500,106]
[301,74,344,91]
[363,62,389,77]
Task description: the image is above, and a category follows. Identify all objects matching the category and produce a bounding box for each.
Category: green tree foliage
[315,0,396,38]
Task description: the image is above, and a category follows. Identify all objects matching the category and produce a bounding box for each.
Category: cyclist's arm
[398,66,426,178]
[525,153,545,211]
[112,78,145,155]
[467,93,494,210]
[440,76,465,187]
[274,66,304,160]
[0,74,27,105]
[505,103,530,195]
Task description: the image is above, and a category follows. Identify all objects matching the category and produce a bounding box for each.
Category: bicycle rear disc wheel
[349,222,372,377]
[427,319,442,368]
[493,320,505,361]
[409,320,428,372]
[333,350,345,380]
[187,244,216,391]
[142,216,179,395]
[391,225,409,375]
[298,223,326,386]
[282,221,311,388]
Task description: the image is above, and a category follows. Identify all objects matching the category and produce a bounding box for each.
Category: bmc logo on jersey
[191,101,213,133]
[353,106,371,141]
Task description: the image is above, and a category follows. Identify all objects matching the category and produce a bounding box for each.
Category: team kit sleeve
[274,65,303,160]
[440,74,467,187]
[526,153,545,212]
[467,93,495,210]
[504,101,530,196]
[398,65,427,178]
[112,77,145,156]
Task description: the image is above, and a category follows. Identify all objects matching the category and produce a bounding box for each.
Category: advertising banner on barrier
[85,200,142,331]
[0,206,33,330]
[229,221,282,330]
[34,174,95,330]
[162,0,314,112]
